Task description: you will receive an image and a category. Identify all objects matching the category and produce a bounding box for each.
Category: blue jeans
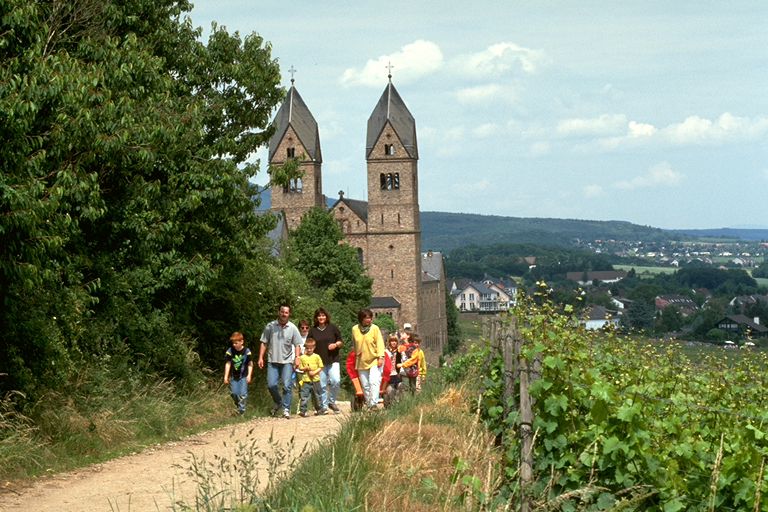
[267,362,294,411]
[299,380,323,414]
[229,378,248,413]
[319,362,340,408]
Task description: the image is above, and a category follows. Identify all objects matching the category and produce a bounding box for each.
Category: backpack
[403,343,419,378]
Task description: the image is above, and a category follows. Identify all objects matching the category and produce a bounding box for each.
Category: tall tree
[1,0,283,396]
[285,208,372,308]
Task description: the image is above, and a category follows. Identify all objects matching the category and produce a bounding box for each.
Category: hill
[254,188,763,251]
[419,211,675,251]
[671,228,768,241]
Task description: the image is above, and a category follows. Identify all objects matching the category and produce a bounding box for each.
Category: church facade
[268,79,446,356]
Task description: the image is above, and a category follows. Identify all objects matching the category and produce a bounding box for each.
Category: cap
[403,323,412,331]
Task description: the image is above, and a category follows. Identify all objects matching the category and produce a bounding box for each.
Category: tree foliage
[285,208,372,308]
[1,0,283,397]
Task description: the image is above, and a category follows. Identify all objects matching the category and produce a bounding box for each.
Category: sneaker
[299,411,308,417]
[328,403,340,413]
[282,409,291,419]
[270,404,280,417]
[315,408,328,416]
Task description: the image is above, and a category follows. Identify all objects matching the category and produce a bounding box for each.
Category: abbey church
[268,77,447,356]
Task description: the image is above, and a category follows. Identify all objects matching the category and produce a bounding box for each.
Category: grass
[613,264,677,277]
[205,379,505,511]
[0,364,288,482]
[458,315,486,342]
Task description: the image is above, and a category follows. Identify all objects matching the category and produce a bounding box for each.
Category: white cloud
[583,184,604,197]
[594,113,768,151]
[557,114,628,137]
[614,162,683,190]
[628,121,657,138]
[455,83,500,103]
[340,40,443,87]
[472,123,498,138]
[454,42,547,77]
[663,113,768,145]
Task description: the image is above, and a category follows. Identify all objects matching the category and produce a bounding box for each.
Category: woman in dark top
[308,307,344,413]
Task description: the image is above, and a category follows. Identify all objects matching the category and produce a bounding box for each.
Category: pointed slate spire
[268,85,322,163]
[366,80,417,159]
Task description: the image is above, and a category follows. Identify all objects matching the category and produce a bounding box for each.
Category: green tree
[444,288,462,354]
[621,299,655,332]
[285,208,372,308]
[1,0,283,397]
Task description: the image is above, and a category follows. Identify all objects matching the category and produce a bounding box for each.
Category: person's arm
[224,361,231,384]
[294,337,302,368]
[419,350,427,378]
[258,342,267,369]
[331,325,343,351]
[258,325,269,369]
[375,326,385,367]
[246,360,253,384]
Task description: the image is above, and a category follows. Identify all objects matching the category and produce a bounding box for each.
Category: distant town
[446,234,767,345]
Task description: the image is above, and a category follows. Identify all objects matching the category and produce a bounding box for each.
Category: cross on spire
[386,61,394,81]
[288,65,297,85]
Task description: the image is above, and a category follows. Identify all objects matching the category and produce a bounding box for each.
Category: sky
[189,1,768,230]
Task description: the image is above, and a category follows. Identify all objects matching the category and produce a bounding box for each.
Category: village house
[581,305,621,331]
[654,294,699,316]
[716,315,768,339]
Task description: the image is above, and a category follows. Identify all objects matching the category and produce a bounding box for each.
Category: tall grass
[251,379,504,511]
[0,363,260,481]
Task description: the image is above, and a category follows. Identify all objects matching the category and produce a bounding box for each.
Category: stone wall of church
[420,278,447,364]
[365,231,421,330]
[270,126,323,230]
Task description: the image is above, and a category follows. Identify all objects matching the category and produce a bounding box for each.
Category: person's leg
[327,362,341,411]
[312,381,327,414]
[229,379,241,412]
[358,368,372,407]
[279,362,294,413]
[299,382,311,415]
[266,363,282,412]
[415,375,422,393]
[368,365,382,407]
[318,366,330,410]
[408,376,416,394]
[238,378,249,413]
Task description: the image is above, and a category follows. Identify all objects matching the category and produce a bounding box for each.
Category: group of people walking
[222,304,427,417]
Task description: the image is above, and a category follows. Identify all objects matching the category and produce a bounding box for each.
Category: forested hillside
[421,212,676,251]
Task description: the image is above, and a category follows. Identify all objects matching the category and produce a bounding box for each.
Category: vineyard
[447,287,768,511]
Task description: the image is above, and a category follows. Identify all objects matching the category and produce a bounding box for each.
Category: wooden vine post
[500,313,535,512]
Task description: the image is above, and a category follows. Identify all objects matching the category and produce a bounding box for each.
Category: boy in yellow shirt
[298,338,327,417]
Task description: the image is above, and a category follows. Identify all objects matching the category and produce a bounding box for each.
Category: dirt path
[0,406,350,512]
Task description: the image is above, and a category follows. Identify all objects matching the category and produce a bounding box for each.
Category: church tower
[364,78,422,330]
[268,81,323,230]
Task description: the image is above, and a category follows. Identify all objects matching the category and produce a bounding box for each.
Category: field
[614,264,677,277]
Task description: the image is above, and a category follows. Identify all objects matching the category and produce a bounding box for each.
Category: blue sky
[190,1,768,230]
